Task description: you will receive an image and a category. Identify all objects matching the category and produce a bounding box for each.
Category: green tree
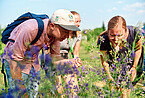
[102,21,105,31]
[0,25,5,55]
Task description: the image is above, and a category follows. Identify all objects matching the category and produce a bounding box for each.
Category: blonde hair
[108,16,127,32]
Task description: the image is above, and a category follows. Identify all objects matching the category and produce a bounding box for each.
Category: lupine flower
[7,49,13,60]
[43,44,49,50]
[130,50,135,58]
[31,45,40,55]
[117,76,120,85]
[110,67,114,72]
[98,52,101,55]
[93,55,97,59]
[84,30,87,34]
[24,51,33,59]
[34,58,39,64]
[44,54,52,64]
[117,57,121,62]
[97,70,100,75]
[111,64,116,68]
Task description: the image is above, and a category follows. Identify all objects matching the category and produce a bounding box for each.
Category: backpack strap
[1,63,8,88]
[68,37,74,58]
[30,18,44,45]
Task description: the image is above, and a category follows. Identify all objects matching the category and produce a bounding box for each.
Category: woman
[97,16,143,98]
[56,11,82,98]
[60,11,82,59]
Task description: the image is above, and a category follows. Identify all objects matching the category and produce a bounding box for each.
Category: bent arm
[100,50,114,81]
[130,37,143,81]
[73,40,81,58]
[132,37,143,68]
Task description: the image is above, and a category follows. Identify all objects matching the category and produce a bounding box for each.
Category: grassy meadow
[0,30,144,97]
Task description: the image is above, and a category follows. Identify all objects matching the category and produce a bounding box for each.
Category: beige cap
[50,9,80,31]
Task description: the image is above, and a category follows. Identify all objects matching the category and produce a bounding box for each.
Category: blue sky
[0,0,145,30]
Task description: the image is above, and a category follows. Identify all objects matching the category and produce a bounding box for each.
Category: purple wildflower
[102,68,105,74]
[85,83,88,87]
[98,52,101,55]
[100,36,105,43]
[93,55,97,59]
[44,54,52,64]
[43,44,49,50]
[128,58,133,63]
[98,91,102,96]
[1,50,6,58]
[24,51,33,59]
[117,76,120,85]
[34,58,39,64]
[130,50,135,58]
[111,64,116,68]
[117,57,121,62]
[7,49,13,60]
[110,67,114,72]
[31,45,40,55]
[142,28,145,33]
[86,87,89,90]
[84,30,87,34]
[97,70,100,75]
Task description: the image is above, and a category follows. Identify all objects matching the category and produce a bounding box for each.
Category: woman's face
[108,26,126,46]
[74,14,81,27]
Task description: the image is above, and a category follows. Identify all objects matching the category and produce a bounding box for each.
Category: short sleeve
[77,33,82,42]
[97,35,110,51]
[135,29,143,43]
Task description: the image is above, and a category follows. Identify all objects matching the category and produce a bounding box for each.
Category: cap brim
[59,24,81,31]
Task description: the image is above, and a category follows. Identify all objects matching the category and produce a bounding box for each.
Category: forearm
[73,41,81,58]
[100,55,114,81]
[133,37,143,68]
[132,49,142,68]
[102,61,114,81]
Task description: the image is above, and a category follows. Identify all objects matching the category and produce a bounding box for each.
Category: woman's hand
[69,57,83,68]
[129,67,137,81]
[75,57,83,65]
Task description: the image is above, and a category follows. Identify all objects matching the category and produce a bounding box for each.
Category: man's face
[53,24,69,41]
[108,26,126,46]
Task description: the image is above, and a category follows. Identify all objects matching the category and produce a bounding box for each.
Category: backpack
[1,12,49,45]
[1,12,49,88]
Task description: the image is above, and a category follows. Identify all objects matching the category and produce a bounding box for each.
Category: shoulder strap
[30,18,44,45]
[68,37,74,58]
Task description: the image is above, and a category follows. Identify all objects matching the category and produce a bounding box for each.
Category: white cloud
[116,1,124,4]
[97,9,104,13]
[107,7,117,12]
[123,2,145,12]
[137,10,145,14]
[122,7,136,12]
[128,2,145,8]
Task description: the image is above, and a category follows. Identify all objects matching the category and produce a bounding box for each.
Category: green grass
[0,39,144,97]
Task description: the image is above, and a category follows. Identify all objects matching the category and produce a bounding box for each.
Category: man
[3,9,80,97]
